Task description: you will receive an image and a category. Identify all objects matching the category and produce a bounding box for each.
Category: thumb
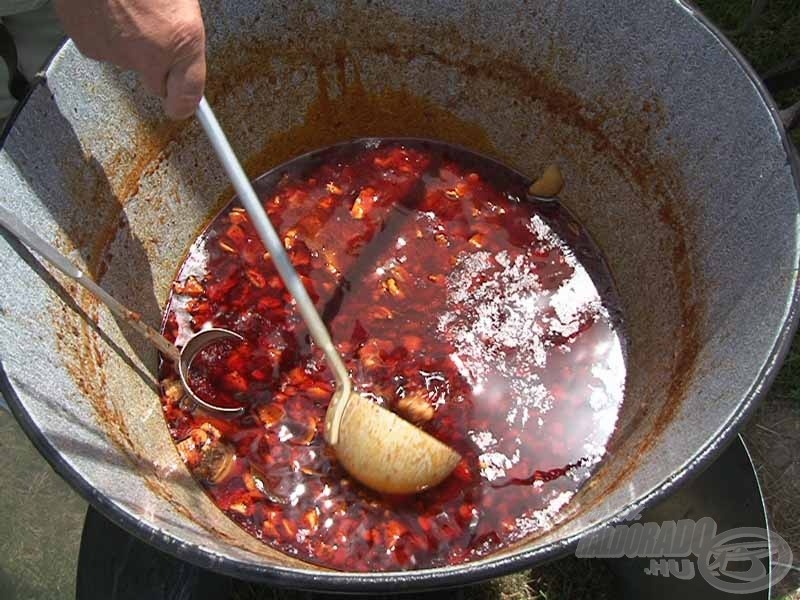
[164,45,206,120]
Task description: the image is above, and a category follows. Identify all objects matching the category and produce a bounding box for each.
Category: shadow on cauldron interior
[2,82,165,382]
[0,227,158,394]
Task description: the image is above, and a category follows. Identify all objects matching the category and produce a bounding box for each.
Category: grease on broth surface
[159,141,626,571]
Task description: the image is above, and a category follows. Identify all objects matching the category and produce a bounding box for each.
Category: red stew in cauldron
[159,142,626,571]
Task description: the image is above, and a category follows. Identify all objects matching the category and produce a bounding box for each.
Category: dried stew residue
[159,141,627,571]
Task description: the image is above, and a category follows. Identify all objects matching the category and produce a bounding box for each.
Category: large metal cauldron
[0,0,798,593]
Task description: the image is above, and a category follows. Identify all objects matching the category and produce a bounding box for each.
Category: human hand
[54,0,206,119]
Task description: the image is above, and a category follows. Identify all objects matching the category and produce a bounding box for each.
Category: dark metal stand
[604,435,769,599]
[76,508,232,600]
[0,22,29,101]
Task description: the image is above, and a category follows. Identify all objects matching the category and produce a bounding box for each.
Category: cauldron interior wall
[0,0,797,588]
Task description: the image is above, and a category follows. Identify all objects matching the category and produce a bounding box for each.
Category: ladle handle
[0,205,181,363]
[195,98,350,390]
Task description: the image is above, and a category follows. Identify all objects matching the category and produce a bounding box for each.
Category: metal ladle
[1,97,460,495]
[0,203,245,415]
[194,98,461,494]
[0,123,461,494]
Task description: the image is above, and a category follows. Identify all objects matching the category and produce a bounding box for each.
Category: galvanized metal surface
[0,0,798,592]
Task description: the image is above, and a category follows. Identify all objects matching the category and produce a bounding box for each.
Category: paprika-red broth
[159,141,626,571]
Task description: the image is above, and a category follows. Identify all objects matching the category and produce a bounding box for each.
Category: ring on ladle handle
[176,328,245,414]
[0,204,244,415]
